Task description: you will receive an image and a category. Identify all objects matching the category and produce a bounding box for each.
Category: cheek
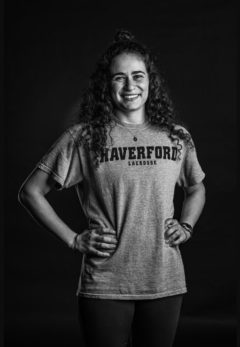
[143,83,149,97]
[111,84,121,97]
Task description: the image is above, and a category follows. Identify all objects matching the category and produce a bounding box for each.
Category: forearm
[180,184,206,227]
[19,191,77,248]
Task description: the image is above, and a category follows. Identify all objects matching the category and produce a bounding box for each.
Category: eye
[112,76,125,82]
[133,74,144,81]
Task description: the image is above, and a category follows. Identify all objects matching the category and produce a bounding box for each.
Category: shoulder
[65,123,86,142]
[170,124,196,159]
[172,124,194,147]
[173,124,191,136]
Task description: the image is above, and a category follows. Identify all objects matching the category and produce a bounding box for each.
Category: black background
[4,0,237,346]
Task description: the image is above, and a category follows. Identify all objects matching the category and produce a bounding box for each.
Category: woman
[18,30,206,347]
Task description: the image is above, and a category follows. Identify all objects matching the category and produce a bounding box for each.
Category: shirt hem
[76,288,187,300]
[37,163,65,189]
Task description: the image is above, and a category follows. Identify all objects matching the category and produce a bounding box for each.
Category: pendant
[133,136,138,142]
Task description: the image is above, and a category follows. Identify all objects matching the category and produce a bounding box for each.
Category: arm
[18,168,77,248]
[165,182,206,246]
[18,168,118,255]
[180,181,206,227]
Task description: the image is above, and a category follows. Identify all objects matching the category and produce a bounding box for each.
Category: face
[109,53,149,114]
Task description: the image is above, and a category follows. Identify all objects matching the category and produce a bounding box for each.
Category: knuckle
[92,228,99,235]
[86,248,92,255]
[88,231,94,240]
[95,249,102,256]
[94,242,101,249]
[85,232,90,241]
[102,227,110,233]
[89,238,95,246]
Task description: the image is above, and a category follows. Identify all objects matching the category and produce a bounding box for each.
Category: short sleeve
[36,127,83,190]
[177,142,205,188]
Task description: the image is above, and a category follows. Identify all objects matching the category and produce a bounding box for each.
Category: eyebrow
[111,71,146,77]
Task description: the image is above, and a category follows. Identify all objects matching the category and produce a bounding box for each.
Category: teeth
[123,95,139,100]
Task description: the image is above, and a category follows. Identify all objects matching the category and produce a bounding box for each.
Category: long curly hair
[76,29,193,166]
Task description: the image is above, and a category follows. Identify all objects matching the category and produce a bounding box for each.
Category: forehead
[110,53,147,74]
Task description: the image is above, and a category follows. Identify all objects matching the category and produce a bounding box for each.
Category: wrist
[69,233,79,250]
[181,227,191,242]
[180,222,193,238]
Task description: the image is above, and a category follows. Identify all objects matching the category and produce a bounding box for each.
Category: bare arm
[180,181,206,227]
[18,168,77,248]
[18,168,118,255]
[165,182,206,246]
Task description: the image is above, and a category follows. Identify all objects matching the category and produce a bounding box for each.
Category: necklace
[121,127,139,142]
[111,115,149,142]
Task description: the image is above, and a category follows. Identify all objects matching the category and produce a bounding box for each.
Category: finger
[170,234,186,246]
[180,229,190,243]
[94,227,116,236]
[95,235,118,244]
[164,218,178,229]
[95,242,117,250]
[165,229,181,245]
[165,226,179,239]
[168,228,188,246]
[164,218,174,227]
[94,250,111,257]
[89,247,111,257]
[88,228,107,240]
[168,232,181,244]
[101,227,117,235]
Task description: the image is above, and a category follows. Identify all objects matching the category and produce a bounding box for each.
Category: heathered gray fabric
[37,119,205,300]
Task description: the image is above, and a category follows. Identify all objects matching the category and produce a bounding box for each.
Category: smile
[122,94,140,101]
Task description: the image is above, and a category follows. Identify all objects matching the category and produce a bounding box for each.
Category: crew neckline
[111,114,150,130]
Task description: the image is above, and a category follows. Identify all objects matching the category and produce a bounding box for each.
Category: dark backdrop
[5,1,237,346]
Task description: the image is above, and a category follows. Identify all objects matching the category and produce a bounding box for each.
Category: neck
[114,108,146,125]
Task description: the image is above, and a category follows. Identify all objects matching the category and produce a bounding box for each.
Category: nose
[124,77,135,91]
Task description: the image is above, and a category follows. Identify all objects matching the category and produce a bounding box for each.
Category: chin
[122,101,143,110]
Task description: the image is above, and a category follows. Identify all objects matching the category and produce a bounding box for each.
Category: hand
[74,227,118,257]
[164,218,189,247]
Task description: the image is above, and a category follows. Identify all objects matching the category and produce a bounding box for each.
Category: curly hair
[76,29,193,167]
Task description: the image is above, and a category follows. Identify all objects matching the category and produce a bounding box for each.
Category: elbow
[18,169,50,206]
[18,185,29,206]
[18,184,37,206]
[200,182,206,204]
[184,181,206,203]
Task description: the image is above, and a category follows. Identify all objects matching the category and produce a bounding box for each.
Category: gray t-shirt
[37,119,205,300]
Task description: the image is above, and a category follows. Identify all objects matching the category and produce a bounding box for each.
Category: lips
[122,94,140,101]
